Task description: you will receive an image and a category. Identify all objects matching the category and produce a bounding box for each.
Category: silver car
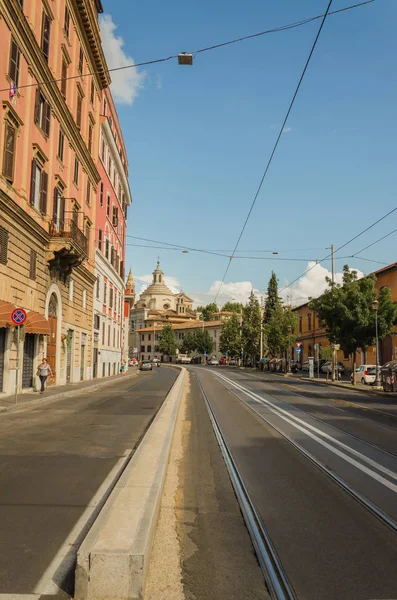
[139,360,153,371]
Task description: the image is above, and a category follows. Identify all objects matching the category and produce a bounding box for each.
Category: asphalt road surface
[0,367,177,599]
[192,365,397,600]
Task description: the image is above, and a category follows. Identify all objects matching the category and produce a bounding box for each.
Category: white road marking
[212,372,397,494]
[33,448,133,596]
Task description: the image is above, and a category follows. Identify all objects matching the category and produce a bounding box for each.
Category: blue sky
[100,0,397,305]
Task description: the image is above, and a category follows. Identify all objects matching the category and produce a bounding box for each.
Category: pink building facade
[0,0,109,394]
[93,88,131,376]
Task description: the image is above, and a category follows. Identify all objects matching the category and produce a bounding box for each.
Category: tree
[264,271,282,324]
[196,303,218,321]
[179,331,197,354]
[265,306,297,367]
[221,301,244,314]
[158,324,178,356]
[220,313,242,357]
[194,329,214,355]
[242,291,261,364]
[320,345,333,361]
[310,265,397,383]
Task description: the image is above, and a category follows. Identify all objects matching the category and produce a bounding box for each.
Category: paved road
[0,367,177,599]
[192,365,397,600]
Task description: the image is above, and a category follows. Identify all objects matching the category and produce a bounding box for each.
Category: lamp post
[287,325,292,372]
[372,299,381,387]
[260,299,264,363]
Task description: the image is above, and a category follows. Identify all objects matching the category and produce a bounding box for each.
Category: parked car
[350,365,377,385]
[301,361,310,372]
[139,360,153,371]
[229,359,237,366]
[208,359,219,366]
[321,361,345,374]
[128,358,137,366]
[219,358,227,365]
[151,358,161,367]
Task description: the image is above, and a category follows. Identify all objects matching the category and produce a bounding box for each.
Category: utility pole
[331,244,336,382]
[259,296,264,362]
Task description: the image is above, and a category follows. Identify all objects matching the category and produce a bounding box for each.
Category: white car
[208,359,219,366]
[350,365,377,385]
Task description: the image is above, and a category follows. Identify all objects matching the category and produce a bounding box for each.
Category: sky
[99,0,397,306]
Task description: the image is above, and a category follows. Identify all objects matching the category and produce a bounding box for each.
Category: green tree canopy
[319,345,333,361]
[158,324,178,356]
[309,265,397,382]
[196,303,218,321]
[179,331,197,354]
[242,291,261,361]
[265,306,297,359]
[221,301,244,314]
[194,329,214,355]
[220,313,242,357]
[264,271,282,324]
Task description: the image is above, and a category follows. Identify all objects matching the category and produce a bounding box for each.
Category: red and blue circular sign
[11,308,27,325]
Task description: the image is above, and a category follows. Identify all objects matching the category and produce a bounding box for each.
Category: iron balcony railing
[50,218,88,255]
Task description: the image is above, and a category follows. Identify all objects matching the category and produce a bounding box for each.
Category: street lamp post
[372,299,381,387]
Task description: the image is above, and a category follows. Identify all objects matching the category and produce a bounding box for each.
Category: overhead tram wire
[279,206,397,295]
[0,0,376,95]
[213,0,335,302]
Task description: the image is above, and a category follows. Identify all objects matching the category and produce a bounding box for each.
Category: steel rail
[214,372,397,535]
[196,375,297,600]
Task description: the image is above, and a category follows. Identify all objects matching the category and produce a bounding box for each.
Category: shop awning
[0,300,17,328]
[25,310,51,335]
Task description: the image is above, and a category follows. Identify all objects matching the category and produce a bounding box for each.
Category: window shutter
[59,194,65,230]
[29,158,38,205]
[120,261,124,279]
[34,89,40,124]
[53,188,59,224]
[0,226,8,265]
[2,122,16,181]
[9,39,20,86]
[40,170,48,215]
[44,101,51,136]
[29,250,37,280]
[98,229,102,251]
[61,60,67,97]
[41,13,51,62]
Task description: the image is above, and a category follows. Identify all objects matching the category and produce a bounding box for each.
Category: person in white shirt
[37,358,53,394]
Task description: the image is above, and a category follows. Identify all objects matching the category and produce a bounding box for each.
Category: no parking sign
[11,308,27,326]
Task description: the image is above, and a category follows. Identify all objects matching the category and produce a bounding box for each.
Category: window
[103,281,107,304]
[112,206,118,228]
[99,182,104,206]
[102,322,105,344]
[64,6,70,38]
[108,324,111,345]
[118,183,121,200]
[78,47,84,75]
[344,350,349,360]
[41,12,51,62]
[86,179,91,205]
[29,250,37,280]
[94,314,100,329]
[120,260,124,279]
[17,0,23,7]
[109,287,114,309]
[106,194,110,216]
[57,129,64,162]
[141,334,145,342]
[98,228,102,251]
[96,277,100,299]
[58,58,67,99]
[113,327,116,347]
[147,345,152,353]
[0,226,9,265]
[52,187,65,231]
[140,346,145,353]
[103,97,107,115]
[29,158,48,214]
[105,239,109,259]
[90,79,95,105]
[34,89,51,136]
[76,88,83,128]
[73,157,79,185]
[85,222,90,247]
[113,168,116,188]
[88,122,93,152]
[108,154,111,176]
[299,316,302,333]
[101,137,105,162]
[68,279,74,302]
[82,289,86,309]
[148,334,151,341]
[307,313,312,331]
[9,38,21,86]
[2,121,16,182]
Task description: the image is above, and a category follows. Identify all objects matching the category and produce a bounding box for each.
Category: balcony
[47,219,88,283]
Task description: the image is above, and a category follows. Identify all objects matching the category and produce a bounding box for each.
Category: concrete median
[75,366,186,600]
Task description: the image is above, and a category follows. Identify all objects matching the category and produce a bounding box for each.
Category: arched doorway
[47,294,58,383]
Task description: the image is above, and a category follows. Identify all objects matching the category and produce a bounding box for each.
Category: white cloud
[280,261,365,306]
[99,14,145,105]
[282,126,292,133]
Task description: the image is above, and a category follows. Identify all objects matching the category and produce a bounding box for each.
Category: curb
[75,366,186,600]
[0,370,140,415]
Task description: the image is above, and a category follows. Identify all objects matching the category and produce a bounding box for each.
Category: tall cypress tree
[264,271,281,324]
[242,291,261,363]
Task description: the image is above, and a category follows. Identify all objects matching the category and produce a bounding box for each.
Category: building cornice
[73,0,110,89]
[102,119,132,205]
[1,0,102,185]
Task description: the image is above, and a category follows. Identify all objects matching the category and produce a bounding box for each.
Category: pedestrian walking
[37,358,53,394]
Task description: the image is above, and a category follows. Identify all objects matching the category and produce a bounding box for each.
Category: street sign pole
[15,326,20,404]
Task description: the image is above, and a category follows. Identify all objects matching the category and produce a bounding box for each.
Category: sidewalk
[0,367,140,414]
